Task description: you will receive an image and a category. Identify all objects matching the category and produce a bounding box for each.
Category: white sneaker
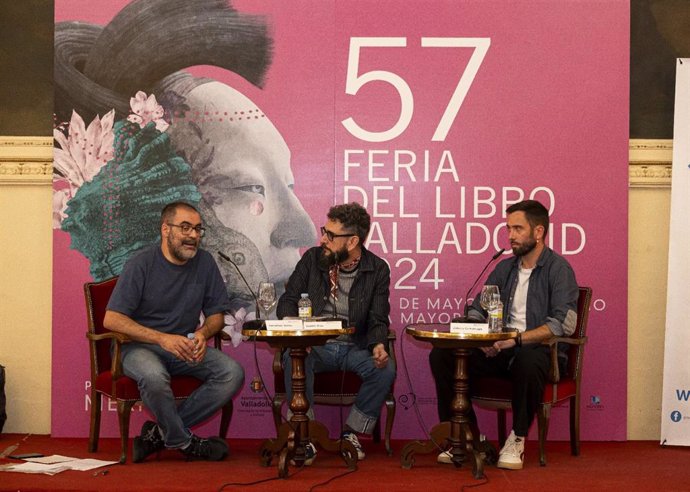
[341,431,365,460]
[497,430,525,470]
[437,434,485,464]
[437,448,453,464]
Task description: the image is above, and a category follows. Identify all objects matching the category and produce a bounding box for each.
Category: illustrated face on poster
[53,0,316,308]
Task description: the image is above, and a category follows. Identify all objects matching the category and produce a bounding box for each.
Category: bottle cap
[301,293,308,298]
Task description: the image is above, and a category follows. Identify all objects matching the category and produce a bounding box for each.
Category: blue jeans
[122,343,244,448]
[283,341,395,435]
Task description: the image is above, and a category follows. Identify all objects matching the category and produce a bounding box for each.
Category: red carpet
[1,434,690,491]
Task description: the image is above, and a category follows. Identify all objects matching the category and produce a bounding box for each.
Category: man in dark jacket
[277,202,394,463]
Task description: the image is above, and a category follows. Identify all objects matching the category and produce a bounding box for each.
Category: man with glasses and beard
[104,202,244,462]
[277,202,395,464]
[429,200,578,470]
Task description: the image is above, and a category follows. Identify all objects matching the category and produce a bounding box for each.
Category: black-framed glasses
[320,226,355,242]
[167,222,206,237]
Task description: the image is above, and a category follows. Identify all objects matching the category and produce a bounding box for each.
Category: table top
[241,320,354,347]
[405,323,518,348]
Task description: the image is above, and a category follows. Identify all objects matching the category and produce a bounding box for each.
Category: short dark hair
[161,202,200,226]
[506,200,549,236]
[327,202,371,241]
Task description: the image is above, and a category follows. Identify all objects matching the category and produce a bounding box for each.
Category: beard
[318,244,348,269]
[167,234,199,262]
[511,236,537,257]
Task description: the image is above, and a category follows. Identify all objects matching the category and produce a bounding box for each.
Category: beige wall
[0,138,674,439]
[0,137,53,434]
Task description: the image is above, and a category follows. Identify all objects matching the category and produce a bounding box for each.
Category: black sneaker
[180,435,229,461]
[341,431,365,460]
[132,421,164,463]
[289,441,317,466]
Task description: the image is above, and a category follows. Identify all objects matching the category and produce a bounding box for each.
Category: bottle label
[298,306,312,319]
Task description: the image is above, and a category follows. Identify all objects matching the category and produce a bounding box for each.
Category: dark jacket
[277,246,391,351]
[469,246,578,337]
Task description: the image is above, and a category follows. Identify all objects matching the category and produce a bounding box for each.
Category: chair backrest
[84,276,119,378]
[563,286,592,380]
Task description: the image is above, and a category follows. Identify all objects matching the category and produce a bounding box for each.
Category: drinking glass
[479,285,500,311]
[257,282,277,320]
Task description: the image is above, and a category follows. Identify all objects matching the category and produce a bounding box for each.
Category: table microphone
[217,251,263,324]
[461,248,506,319]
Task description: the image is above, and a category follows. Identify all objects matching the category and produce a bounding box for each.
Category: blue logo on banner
[671,411,682,422]
[590,395,601,405]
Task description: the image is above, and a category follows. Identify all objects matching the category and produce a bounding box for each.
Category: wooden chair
[271,331,397,455]
[471,286,592,466]
[84,276,233,463]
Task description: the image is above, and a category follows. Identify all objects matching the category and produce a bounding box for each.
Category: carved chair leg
[538,403,551,467]
[384,396,396,456]
[117,400,137,464]
[88,390,101,453]
[570,394,580,456]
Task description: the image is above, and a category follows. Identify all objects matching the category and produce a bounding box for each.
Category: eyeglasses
[320,226,355,242]
[167,222,206,237]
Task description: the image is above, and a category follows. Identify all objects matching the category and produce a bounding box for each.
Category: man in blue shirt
[104,202,244,462]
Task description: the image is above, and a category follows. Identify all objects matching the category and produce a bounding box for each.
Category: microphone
[461,248,506,319]
[217,251,262,323]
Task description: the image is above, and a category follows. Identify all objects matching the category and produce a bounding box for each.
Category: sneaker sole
[497,459,523,470]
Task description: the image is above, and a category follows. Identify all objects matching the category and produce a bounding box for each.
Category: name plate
[264,319,304,330]
[303,320,344,330]
[450,322,490,334]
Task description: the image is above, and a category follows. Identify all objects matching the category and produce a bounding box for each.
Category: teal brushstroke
[62,120,201,281]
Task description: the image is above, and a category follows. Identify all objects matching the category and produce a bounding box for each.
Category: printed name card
[264,319,304,330]
[302,320,344,330]
[450,322,490,334]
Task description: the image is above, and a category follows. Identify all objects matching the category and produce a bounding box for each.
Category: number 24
[342,37,490,143]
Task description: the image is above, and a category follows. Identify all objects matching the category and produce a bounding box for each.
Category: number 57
[341,37,490,143]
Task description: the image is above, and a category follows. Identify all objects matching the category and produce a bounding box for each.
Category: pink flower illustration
[127,91,169,132]
[223,308,256,347]
[53,109,115,228]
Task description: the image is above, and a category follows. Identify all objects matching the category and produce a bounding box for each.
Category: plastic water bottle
[298,293,312,319]
[187,333,199,366]
[488,294,503,333]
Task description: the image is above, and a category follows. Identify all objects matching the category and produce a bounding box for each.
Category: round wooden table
[401,323,517,479]
[242,324,357,478]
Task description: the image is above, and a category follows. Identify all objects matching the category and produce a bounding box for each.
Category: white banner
[661,59,690,445]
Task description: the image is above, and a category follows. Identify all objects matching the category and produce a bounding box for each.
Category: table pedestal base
[400,421,497,479]
[260,420,358,477]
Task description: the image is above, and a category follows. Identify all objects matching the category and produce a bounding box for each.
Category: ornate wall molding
[0,136,53,185]
[629,139,673,188]
[0,136,675,188]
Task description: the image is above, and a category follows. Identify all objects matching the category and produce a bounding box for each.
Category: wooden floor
[1,434,690,491]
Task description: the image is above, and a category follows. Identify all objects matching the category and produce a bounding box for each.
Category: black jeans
[429,344,551,436]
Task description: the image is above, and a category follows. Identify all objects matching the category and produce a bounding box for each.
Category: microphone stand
[461,248,506,319]
[217,251,263,326]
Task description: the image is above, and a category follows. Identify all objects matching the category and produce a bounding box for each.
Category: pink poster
[53,0,629,441]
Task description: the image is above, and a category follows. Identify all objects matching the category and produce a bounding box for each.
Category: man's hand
[189,331,207,363]
[160,333,198,363]
[372,343,389,368]
[481,338,517,357]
